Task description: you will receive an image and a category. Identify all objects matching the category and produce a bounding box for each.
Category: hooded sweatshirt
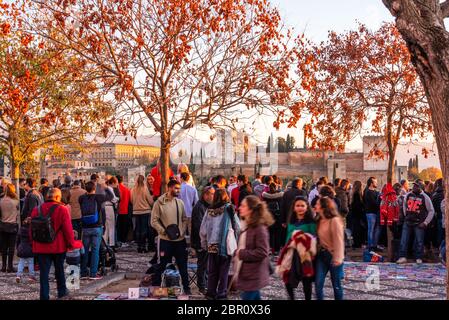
[379,183,399,226]
[403,190,435,226]
[150,193,187,241]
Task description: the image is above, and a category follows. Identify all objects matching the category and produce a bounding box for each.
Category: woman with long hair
[177,163,195,187]
[200,188,239,300]
[284,196,317,300]
[349,181,365,248]
[235,195,274,300]
[0,183,20,272]
[131,175,154,253]
[315,197,345,300]
[104,177,119,248]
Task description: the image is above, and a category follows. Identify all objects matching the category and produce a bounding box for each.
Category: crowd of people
[0,160,446,301]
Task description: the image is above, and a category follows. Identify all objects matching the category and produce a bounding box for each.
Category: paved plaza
[0,244,446,300]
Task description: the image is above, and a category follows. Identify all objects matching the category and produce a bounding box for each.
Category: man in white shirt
[308,179,326,205]
[179,172,199,236]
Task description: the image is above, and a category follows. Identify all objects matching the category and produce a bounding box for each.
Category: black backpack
[267,199,280,217]
[31,205,60,243]
[80,196,100,226]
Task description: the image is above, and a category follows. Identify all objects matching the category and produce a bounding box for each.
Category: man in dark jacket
[335,179,350,218]
[280,178,307,246]
[432,178,445,246]
[21,178,44,222]
[364,177,381,252]
[397,181,435,264]
[79,181,111,280]
[191,186,215,294]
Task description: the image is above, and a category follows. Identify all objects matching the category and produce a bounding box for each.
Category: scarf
[276,230,317,283]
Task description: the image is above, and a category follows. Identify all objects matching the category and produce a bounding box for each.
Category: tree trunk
[382,0,449,298]
[386,112,397,184]
[160,131,171,195]
[387,151,396,184]
[9,144,20,192]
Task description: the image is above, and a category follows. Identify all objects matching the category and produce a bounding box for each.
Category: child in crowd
[16,217,36,283]
[66,230,84,266]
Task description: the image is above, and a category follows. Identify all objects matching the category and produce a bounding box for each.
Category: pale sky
[269,0,395,151]
[271,0,394,43]
[138,1,439,168]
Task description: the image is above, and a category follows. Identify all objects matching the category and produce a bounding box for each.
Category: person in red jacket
[30,187,76,300]
[150,159,174,199]
[117,175,131,246]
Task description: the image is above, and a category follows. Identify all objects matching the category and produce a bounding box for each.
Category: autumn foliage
[30,0,311,192]
[0,1,113,178]
[296,23,431,182]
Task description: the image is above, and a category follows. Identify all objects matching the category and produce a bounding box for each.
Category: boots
[6,253,16,273]
[1,254,7,272]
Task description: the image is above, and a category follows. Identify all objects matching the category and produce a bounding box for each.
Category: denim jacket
[200,204,240,256]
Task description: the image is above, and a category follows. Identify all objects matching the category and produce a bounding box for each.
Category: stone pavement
[0,245,446,300]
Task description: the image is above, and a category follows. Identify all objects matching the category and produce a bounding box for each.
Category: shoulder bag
[0,198,19,234]
[159,200,181,240]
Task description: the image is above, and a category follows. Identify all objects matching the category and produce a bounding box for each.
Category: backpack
[81,196,99,226]
[267,199,280,217]
[31,205,60,243]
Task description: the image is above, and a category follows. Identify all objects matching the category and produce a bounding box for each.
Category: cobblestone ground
[0,244,446,300]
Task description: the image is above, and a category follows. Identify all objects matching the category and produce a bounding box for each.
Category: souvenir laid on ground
[95,293,122,300]
[167,287,182,297]
[177,295,189,300]
[128,288,140,299]
[65,265,80,290]
[151,286,169,298]
[139,287,149,298]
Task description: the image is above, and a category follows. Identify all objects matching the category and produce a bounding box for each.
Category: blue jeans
[240,290,261,300]
[134,214,150,250]
[315,249,344,300]
[440,240,446,264]
[366,213,381,250]
[17,257,35,277]
[81,227,103,277]
[37,253,67,300]
[399,224,425,259]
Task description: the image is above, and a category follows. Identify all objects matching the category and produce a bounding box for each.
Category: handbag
[226,224,238,256]
[228,221,247,291]
[160,200,181,240]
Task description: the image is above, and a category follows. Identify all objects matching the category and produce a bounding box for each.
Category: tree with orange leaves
[381,0,449,297]
[0,2,113,183]
[296,23,431,183]
[30,0,310,194]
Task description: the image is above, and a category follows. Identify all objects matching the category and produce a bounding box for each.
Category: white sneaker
[396,257,407,264]
[416,259,423,264]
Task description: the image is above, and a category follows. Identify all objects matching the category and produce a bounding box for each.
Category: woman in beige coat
[131,175,154,253]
